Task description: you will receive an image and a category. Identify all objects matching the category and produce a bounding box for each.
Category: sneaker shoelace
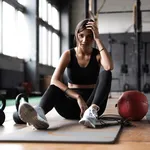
[89,107,99,119]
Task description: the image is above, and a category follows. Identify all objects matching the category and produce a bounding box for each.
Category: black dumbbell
[0,94,6,125]
[13,93,29,124]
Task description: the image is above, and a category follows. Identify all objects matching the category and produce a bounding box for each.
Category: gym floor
[0,92,150,150]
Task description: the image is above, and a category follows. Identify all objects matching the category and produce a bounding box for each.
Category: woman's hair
[74,18,94,45]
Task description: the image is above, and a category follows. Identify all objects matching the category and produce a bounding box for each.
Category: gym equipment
[0,94,6,125]
[143,83,150,93]
[134,0,142,91]
[142,42,150,93]
[108,34,116,56]
[120,41,130,91]
[13,93,29,124]
[116,90,148,121]
[123,83,130,92]
[108,34,130,92]
[120,42,128,74]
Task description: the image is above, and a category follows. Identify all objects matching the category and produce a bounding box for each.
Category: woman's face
[77,29,93,48]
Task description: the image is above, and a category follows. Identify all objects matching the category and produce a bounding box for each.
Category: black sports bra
[67,48,100,85]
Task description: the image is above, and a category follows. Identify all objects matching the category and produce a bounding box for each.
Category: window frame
[37,0,60,67]
[0,0,26,57]
[3,0,26,13]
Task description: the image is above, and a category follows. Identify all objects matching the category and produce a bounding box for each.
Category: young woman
[18,19,113,129]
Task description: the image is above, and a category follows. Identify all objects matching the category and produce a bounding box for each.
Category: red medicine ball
[116,90,148,121]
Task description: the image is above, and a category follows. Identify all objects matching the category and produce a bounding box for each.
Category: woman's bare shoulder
[62,48,75,58]
[60,48,74,64]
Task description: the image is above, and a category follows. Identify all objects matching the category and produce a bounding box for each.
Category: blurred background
[0,0,150,99]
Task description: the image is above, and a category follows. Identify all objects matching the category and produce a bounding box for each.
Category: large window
[0,0,60,65]
[0,0,26,59]
[38,0,60,67]
[3,2,16,57]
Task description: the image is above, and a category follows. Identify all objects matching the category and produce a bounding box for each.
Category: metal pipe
[85,0,89,18]
[94,0,97,15]
[98,9,150,14]
[135,0,142,91]
[144,42,147,65]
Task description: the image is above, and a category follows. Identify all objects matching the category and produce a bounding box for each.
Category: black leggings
[38,70,112,120]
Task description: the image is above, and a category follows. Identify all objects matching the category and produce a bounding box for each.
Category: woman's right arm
[50,50,80,99]
[51,50,88,116]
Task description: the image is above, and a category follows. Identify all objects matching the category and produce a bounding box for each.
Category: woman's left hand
[86,21,99,40]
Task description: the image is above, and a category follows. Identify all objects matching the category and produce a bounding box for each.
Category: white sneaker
[18,102,49,130]
[79,105,99,128]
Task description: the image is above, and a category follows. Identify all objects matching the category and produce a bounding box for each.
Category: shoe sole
[79,118,96,128]
[18,103,49,129]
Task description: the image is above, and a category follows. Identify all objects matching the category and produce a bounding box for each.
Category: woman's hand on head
[86,21,99,40]
[77,95,88,118]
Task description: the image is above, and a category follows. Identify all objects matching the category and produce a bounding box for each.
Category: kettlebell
[13,93,28,124]
[121,64,128,74]
[143,83,150,93]
[0,94,6,125]
[123,83,130,91]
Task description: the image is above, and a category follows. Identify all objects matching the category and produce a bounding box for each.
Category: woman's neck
[76,46,92,55]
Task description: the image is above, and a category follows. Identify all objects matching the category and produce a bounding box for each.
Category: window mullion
[15,9,18,57]
[3,0,26,12]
